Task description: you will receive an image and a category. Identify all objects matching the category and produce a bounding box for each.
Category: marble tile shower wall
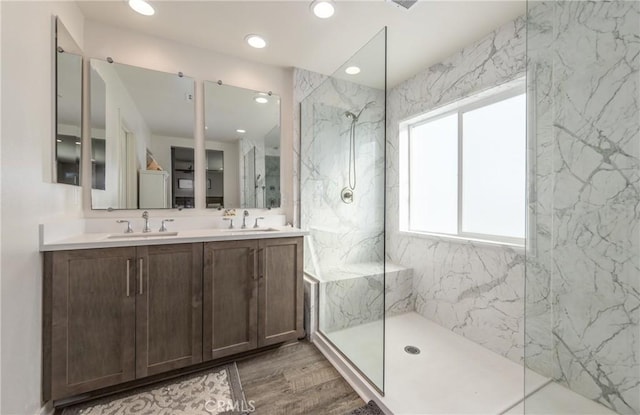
[527,2,639,414]
[293,69,328,229]
[386,17,527,364]
[298,74,385,278]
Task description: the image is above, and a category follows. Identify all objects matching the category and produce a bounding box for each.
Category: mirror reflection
[55,17,83,186]
[204,82,281,209]
[89,59,195,210]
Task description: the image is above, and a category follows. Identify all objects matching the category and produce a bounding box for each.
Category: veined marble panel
[319,262,414,333]
[299,75,385,274]
[293,69,328,228]
[296,67,388,337]
[528,2,640,414]
[386,16,527,364]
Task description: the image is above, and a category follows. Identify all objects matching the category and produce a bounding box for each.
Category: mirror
[89,59,195,210]
[55,17,83,186]
[204,82,281,209]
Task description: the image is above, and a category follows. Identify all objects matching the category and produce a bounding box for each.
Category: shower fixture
[341,101,375,204]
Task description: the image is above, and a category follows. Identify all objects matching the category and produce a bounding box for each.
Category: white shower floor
[324,312,616,415]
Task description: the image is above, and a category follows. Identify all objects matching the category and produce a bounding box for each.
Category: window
[401,83,526,245]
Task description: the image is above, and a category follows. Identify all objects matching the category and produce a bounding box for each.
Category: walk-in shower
[300,28,387,391]
[300,2,638,413]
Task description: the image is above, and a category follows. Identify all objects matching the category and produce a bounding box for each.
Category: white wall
[0,2,85,414]
[90,61,151,209]
[82,21,293,219]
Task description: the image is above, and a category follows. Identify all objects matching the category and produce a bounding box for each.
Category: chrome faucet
[253,217,265,228]
[116,220,134,233]
[159,219,174,232]
[223,217,234,229]
[142,211,152,233]
[242,210,249,229]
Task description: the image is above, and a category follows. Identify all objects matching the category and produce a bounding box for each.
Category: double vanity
[40,215,305,403]
[47,12,299,406]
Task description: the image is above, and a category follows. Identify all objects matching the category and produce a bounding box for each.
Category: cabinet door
[50,248,136,400]
[258,237,304,347]
[203,240,258,360]
[135,244,203,378]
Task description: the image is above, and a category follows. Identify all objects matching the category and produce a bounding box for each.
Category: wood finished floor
[237,341,365,415]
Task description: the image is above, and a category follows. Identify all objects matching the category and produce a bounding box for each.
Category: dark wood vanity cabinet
[135,244,203,377]
[44,244,203,401]
[203,240,258,360]
[45,247,137,400]
[44,237,302,402]
[203,237,304,361]
[257,237,304,347]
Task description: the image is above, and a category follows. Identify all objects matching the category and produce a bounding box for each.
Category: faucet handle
[223,217,234,229]
[159,219,174,232]
[116,220,134,233]
[253,217,265,228]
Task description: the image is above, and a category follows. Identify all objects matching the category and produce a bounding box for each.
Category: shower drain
[404,345,421,355]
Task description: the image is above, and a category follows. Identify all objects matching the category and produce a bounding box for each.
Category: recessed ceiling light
[345,66,361,75]
[236,129,246,133]
[128,0,155,16]
[245,34,267,49]
[311,0,335,18]
[254,93,269,104]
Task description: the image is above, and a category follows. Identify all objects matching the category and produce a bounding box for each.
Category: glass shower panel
[301,28,387,391]
[525,1,639,414]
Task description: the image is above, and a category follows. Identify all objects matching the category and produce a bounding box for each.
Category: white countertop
[40,226,308,251]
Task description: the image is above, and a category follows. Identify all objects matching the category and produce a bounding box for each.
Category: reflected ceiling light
[128,0,155,16]
[311,0,335,18]
[254,93,269,104]
[236,129,246,133]
[245,34,267,49]
[56,139,62,143]
[75,141,81,145]
[345,66,361,75]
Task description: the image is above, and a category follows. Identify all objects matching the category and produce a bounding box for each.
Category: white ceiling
[76,0,525,88]
[112,62,195,137]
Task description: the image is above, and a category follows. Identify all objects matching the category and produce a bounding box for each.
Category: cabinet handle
[139,258,144,295]
[258,248,264,280]
[126,259,131,297]
[249,249,256,281]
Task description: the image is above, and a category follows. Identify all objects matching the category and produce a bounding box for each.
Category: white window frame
[399,78,526,247]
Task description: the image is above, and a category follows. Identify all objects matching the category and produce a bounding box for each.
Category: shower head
[344,111,358,120]
[356,101,375,118]
[344,101,376,122]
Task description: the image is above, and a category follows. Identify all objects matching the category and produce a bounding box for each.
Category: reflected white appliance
[139,170,170,208]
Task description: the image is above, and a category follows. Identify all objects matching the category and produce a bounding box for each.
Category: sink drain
[404,345,420,355]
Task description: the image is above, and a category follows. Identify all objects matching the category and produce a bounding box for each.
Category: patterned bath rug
[347,400,386,415]
[61,363,250,415]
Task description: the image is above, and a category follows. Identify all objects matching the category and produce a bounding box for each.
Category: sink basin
[218,227,279,233]
[107,231,179,239]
